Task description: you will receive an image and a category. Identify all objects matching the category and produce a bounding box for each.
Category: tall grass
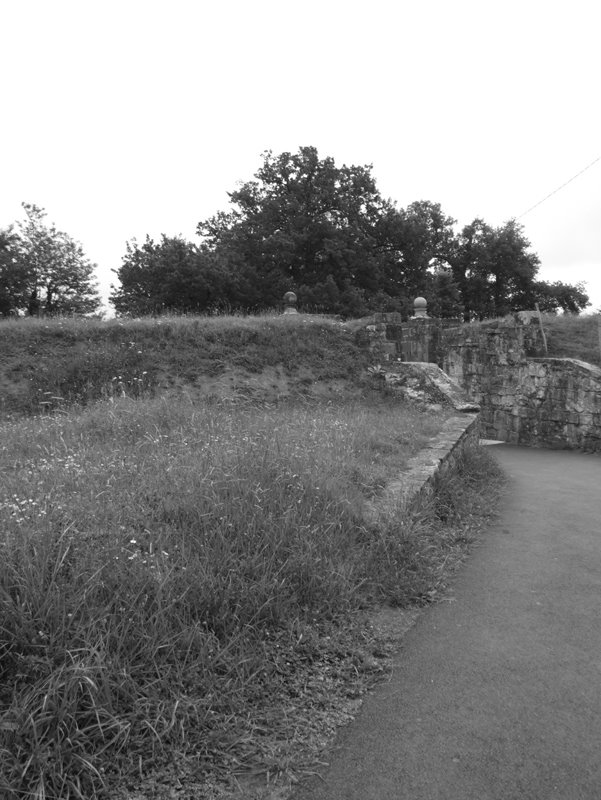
[0,313,370,416]
[0,394,455,798]
[542,312,601,365]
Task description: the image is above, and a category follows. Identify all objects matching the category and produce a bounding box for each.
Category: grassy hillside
[542,312,601,365]
[0,313,374,417]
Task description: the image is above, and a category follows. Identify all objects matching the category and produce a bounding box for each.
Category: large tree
[486,220,541,315]
[365,200,457,307]
[447,218,494,319]
[196,147,423,315]
[448,218,556,319]
[5,204,101,315]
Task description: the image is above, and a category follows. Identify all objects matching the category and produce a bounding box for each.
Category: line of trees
[111,147,590,319]
[0,149,590,319]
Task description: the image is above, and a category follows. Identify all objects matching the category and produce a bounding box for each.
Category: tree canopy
[0,204,101,316]
[110,147,591,318]
[110,236,236,316]
[197,146,400,312]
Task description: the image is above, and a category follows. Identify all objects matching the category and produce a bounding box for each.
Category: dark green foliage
[0,204,101,316]
[110,235,231,315]
[0,228,30,315]
[449,218,537,319]
[426,269,464,318]
[447,219,590,319]
[197,146,404,314]
[109,147,590,319]
[531,280,590,314]
[110,149,471,317]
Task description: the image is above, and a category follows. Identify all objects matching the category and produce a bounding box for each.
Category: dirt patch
[149,365,368,406]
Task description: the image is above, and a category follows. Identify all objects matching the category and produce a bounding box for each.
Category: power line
[516,154,601,220]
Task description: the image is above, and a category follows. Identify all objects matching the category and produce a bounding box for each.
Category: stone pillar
[402,297,435,362]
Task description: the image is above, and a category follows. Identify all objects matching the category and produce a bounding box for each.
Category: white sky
[2,0,600,313]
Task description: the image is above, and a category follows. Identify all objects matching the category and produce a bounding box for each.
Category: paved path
[292,445,601,800]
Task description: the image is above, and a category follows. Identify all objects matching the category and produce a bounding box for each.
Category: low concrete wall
[366,414,480,524]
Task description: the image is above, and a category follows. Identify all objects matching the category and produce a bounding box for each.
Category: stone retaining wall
[357,314,601,452]
[480,358,601,451]
[442,320,601,451]
[442,318,546,368]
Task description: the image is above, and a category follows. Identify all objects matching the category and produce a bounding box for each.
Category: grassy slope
[542,312,601,365]
[0,314,374,416]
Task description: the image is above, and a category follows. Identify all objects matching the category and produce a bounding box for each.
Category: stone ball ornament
[412,296,429,318]
[283,291,298,314]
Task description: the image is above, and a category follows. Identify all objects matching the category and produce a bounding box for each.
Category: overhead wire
[516,154,600,219]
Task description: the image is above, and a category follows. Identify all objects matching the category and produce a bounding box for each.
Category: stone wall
[354,312,402,361]
[357,312,601,451]
[401,318,460,364]
[442,317,547,370]
[442,320,601,452]
[356,312,458,365]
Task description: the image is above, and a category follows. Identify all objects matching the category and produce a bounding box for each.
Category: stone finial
[412,296,428,318]
[283,291,298,315]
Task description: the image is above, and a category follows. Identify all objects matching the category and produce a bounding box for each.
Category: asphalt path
[292,444,601,800]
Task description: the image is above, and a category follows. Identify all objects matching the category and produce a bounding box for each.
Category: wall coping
[364,414,480,526]
[528,357,601,377]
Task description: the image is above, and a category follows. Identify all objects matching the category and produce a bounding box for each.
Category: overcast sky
[2,0,599,313]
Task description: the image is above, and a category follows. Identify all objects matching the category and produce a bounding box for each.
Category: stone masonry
[358,310,601,452]
[442,319,601,452]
